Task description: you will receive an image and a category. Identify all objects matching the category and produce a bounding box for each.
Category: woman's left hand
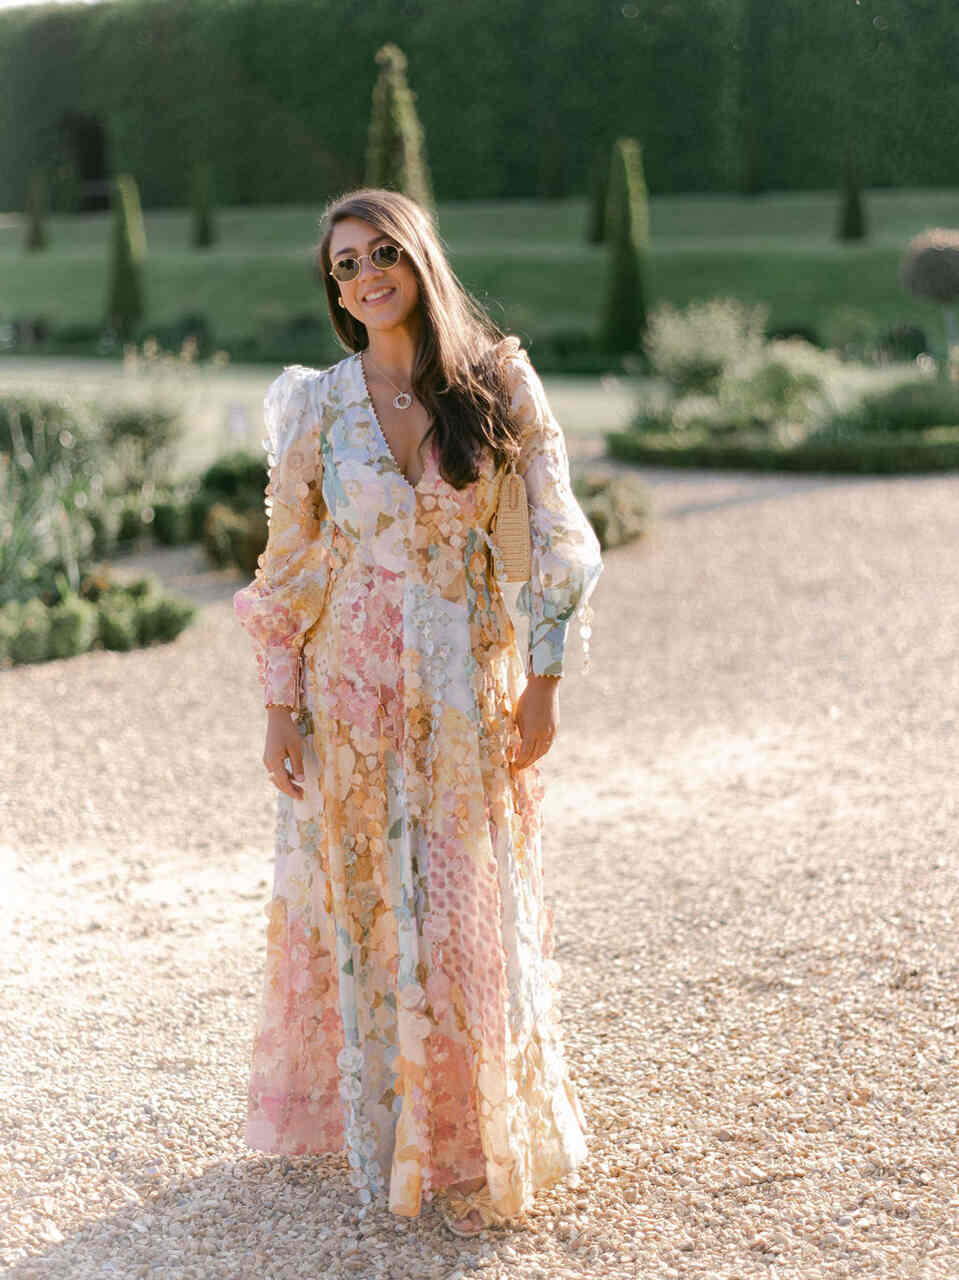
[510,674,560,769]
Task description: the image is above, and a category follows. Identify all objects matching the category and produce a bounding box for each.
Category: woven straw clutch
[492,457,531,582]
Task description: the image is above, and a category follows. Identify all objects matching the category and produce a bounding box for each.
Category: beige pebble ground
[3,454,959,1280]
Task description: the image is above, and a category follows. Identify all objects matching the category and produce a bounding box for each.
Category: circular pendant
[393,391,413,410]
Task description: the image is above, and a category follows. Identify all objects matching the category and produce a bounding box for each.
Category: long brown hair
[314,187,523,489]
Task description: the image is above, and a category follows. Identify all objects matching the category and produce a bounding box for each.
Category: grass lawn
[0,189,956,353]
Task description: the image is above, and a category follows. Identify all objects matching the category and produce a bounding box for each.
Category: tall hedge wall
[0,0,955,212]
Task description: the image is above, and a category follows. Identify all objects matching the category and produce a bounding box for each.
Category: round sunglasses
[329,243,405,283]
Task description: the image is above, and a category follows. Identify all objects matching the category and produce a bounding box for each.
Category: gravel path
[3,461,959,1279]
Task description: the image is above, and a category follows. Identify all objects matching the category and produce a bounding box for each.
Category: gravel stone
[3,462,959,1278]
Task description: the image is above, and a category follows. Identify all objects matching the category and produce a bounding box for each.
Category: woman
[233,187,603,1237]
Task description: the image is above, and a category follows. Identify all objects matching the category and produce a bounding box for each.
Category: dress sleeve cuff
[528,618,568,677]
[256,646,300,710]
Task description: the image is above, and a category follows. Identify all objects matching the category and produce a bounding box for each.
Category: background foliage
[1,0,956,213]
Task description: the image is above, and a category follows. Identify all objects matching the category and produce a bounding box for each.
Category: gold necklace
[363,350,415,411]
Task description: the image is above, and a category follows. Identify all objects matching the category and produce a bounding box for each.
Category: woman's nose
[357,256,384,283]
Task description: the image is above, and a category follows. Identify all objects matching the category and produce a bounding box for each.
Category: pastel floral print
[232,343,603,1226]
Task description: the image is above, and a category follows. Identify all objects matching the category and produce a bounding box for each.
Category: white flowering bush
[644,297,769,396]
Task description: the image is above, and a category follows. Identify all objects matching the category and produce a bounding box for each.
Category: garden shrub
[876,324,928,362]
[136,592,196,644]
[101,402,184,489]
[9,599,51,664]
[822,305,880,361]
[77,566,114,602]
[189,451,268,549]
[835,379,959,433]
[139,312,216,362]
[631,405,677,435]
[199,451,268,505]
[87,500,122,558]
[573,470,649,550]
[151,497,194,545]
[767,324,823,348]
[635,337,834,440]
[714,358,823,434]
[900,228,959,366]
[188,491,213,541]
[96,592,140,651]
[116,497,151,546]
[0,393,79,457]
[645,298,768,396]
[52,322,103,347]
[203,503,267,576]
[122,573,159,602]
[47,594,99,659]
[606,424,959,473]
[0,603,21,665]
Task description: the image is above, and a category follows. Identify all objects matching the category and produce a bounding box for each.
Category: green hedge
[605,425,959,474]
[0,0,954,213]
[0,571,196,668]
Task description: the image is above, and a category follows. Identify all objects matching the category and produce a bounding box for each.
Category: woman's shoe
[437,1178,501,1237]
[440,1205,486,1237]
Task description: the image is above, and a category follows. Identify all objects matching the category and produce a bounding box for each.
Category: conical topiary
[106,174,147,342]
[364,43,435,215]
[598,138,649,356]
[191,161,216,249]
[837,138,867,242]
[585,146,610,245]
[24,169,49,252]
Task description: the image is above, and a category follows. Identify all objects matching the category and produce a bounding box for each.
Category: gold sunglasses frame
[328,244,406,283]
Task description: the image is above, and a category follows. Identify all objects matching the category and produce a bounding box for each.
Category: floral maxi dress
[232,341,604,1225]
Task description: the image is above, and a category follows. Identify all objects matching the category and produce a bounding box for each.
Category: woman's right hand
[263,706,305,800]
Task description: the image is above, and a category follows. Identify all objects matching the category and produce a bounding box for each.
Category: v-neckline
[355,351,432,493]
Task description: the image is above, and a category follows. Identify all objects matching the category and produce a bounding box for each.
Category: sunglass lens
[332,258,359,281]
[371,244,400,268]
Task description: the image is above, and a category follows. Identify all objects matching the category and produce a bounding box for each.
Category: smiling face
[328,215,421,335]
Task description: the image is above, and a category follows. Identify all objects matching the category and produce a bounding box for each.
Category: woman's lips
[363,286,396,306]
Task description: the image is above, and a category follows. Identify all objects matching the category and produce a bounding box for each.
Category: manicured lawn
[0,189,956,351]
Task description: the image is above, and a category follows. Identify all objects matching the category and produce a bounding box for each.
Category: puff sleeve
[505,348,603,677]
[232,367,333,710]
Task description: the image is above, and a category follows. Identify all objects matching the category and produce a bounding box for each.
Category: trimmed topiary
[365,44,435,216]
[9,598,51,664]
[191,161,216,249]
[24,168,49,252]
[606,425,959,474]
[598,138,649,356]
[199,451,268,504]
[136,593,196,644]
[833,378,959,433]
[47,594,99,658]
[116,498,149,546]
[0,602,21,666]
[203,502,267,576]
[97,592,140,651]
[837,139,867,242]
[901,228,959,371]
[105,174,147,342]
[151,498,193,545]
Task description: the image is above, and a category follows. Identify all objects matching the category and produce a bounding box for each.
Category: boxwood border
[605,426,959,474]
